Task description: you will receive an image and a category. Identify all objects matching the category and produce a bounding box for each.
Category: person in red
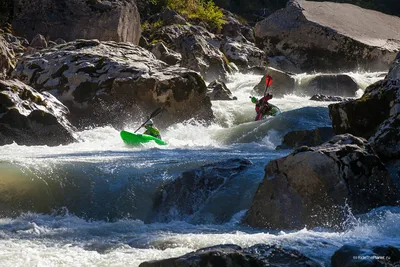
[250,75,273,121]
[251,93,273,121]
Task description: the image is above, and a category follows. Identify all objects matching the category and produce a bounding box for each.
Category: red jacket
[255,94,273,113]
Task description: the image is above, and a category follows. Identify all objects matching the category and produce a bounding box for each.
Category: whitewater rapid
[1,71,399,267]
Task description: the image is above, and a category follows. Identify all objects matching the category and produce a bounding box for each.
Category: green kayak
[120,130,167,146]
[262,103,281,118]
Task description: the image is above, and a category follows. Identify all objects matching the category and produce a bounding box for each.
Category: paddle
[134,107,164,133]
[255,75,273,120]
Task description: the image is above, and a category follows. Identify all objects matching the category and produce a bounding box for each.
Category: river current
[1,72,399,266]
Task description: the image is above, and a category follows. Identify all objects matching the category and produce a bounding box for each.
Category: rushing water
[1,72,399,267]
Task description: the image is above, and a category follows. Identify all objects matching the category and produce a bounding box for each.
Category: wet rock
[244,134,400,230]
[255,0,400,72]
[304,74,359,97]
[152,158,252,222]
[150,24,231,81]
[0,79,75,146]
[54,38,67,45]
[12,40,213,128]
[329,53,400,142]
[0,36,14,79]
[30,34,47,49]
[253,67,295,97]
[149,41,181,66]
[331,245,400,267]
[277,127,334,149]
[13,0,141,44]
[310,94,354,102]
[139,244,321,267]
[370,113,400,160]
[207,80,237,100]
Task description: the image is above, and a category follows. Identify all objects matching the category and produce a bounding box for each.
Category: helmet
[145,119,154,126]
[251,97,257,103]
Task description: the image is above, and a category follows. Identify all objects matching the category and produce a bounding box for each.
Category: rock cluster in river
[139,244,321,267]
[244,134,400,230]
[12,39,214,128]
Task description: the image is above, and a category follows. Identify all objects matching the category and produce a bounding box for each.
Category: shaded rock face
[244,134,400,230]
[0,36,15,79]
[277,127,334,150]
[370,113,400,160]
[331,245,400,267]
[310,94,354,102]
[139,244,321,267]
[152,158,252,222]
[329,77,399,142]
[304,74,359,97]
[13,0,141,45]
[0,79,75,146]
[207,80,237,100]
[149,41,181,66]
[253,67,295,97]
[12,40,213,128]
[150,25,231,81]
[1,30,29,55]
[255,0,400,72]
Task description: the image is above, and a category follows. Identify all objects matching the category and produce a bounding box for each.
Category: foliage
[165,0,226,31]
[141,19,165,32]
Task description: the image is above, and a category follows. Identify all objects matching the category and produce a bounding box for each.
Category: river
[1,72,399,266]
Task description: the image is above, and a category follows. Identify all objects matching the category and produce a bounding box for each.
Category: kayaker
[143,119,162,139]
[250,93,273,121]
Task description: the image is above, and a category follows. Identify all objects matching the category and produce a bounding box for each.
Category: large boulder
[0,36,14,79]
[12,40,214,128]
[331,245,400,267]
[207,80,237,100]
[253,67,295,97]
[0,79,75,146]
[12,0,141,44]
[255,0,400,72]
[152,158,252,222]
[303,74,359,97]
[276,127,334,150]
[139,244,321,267]
[243,134,400,230]
[150,25,231,81]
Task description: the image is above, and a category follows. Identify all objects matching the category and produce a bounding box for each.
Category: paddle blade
[149,107,163,119]
[265,75,273,86]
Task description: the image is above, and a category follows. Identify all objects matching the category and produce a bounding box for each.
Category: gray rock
[140,244,321,267]
[13,0,141,44]
[0,79,76,146]
[150,24,231,81]
[222,37,265,69]
[0,36,14,79]
[54,38,67,45]
[253,67,295,97]
[152,158,252,222]
[244,134,400,230]
[303,74,359,97]
[207,80,237,100]
[331,245,400,267]
[11,40,214,128]
[149,41,181,65]
[277,127,334,149]
[30,34,47,49]
[255,0,400,72]
[310,94,354,102]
